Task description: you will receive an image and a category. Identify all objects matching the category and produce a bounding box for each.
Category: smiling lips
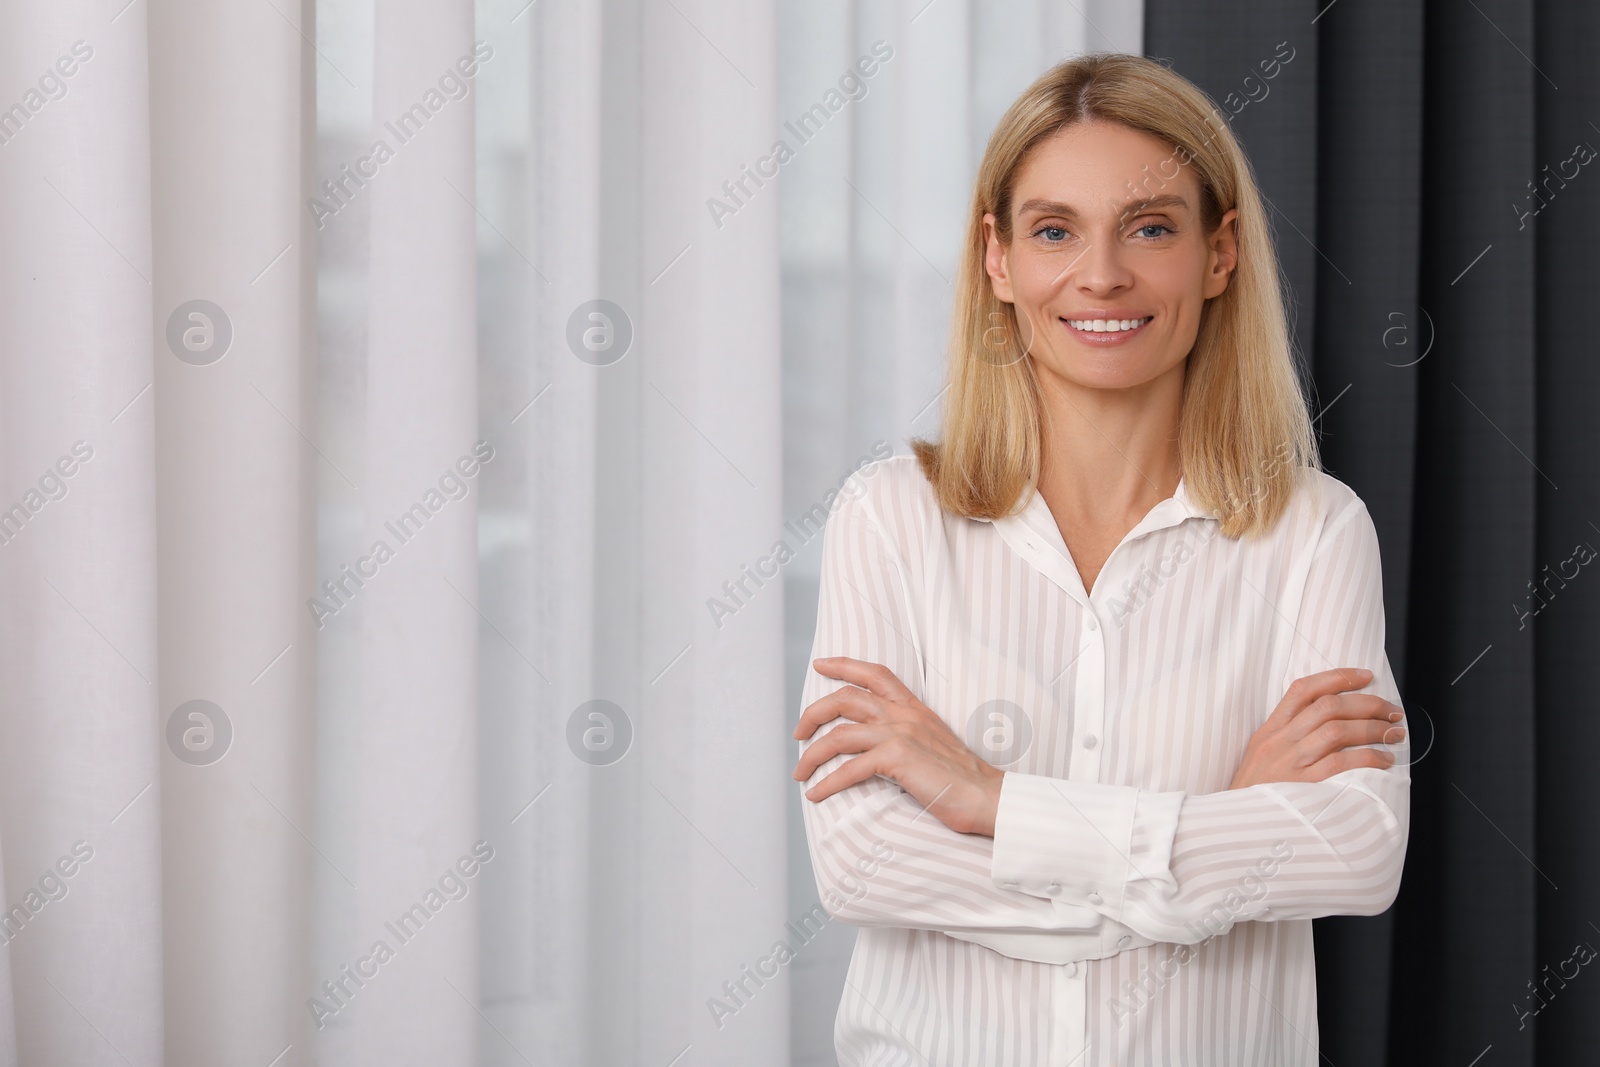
[1062,313,1154,344]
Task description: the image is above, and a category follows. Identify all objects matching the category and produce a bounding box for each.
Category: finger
[1290,693,1400,739]
[1269,667,1375,729]
[813,656,918,705]
[1303,745,1396,782]
[1334,718,1407,750]
[793,685,885,740]
[793,723,882,782]
[1296,717,1406,765]
[803,749,888,803]
[794,722,870,781]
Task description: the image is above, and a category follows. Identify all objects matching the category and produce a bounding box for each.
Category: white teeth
[1067,316,1151,332]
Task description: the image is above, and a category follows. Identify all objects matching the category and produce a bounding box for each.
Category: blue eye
[1029,222,1173,242]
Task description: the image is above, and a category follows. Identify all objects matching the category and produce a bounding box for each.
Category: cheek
[1147,251,1207,292]
[1148,264,1211,319]
[1013,256,1072,304]
[996,265,1041,315]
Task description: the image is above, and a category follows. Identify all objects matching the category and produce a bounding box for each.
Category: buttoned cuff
[944,921,1159,965]
[990,773,1184,921]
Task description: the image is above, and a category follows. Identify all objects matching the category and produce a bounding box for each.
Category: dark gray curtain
[1144,1,1599,1063]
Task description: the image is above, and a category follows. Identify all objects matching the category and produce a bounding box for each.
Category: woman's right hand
[1228,667,1405,790]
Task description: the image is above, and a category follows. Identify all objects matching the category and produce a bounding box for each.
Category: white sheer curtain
[0,0,1135,1064]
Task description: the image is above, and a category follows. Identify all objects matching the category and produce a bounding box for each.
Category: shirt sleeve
[797,504,1127,952]
[988,497,1411,944]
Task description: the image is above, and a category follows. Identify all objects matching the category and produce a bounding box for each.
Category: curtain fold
[474,0,606,1061]
[150,0,319,1060]
[0,2,163,1064]
[485,0,604,1061]
[349,0,482,1062]
[1526,1,1600,1062]
[580,2,792,1063]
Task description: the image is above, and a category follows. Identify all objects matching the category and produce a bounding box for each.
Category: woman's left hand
[791,656,1004,837]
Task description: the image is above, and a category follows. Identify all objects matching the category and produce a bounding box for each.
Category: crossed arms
[793,502,1410,964]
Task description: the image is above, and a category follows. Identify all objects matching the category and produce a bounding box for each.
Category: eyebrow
[1016,193,1191,220]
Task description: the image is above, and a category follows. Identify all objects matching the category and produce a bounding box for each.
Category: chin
[1059,354,1167,386]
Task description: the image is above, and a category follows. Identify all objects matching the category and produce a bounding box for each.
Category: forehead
[1010,120,1200,219]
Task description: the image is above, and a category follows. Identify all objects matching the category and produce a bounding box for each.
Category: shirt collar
[1172,475,1219,522]
[981,474,1218,605]
[982,474,1219,527]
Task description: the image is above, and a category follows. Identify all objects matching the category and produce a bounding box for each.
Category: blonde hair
[909,52,1319,540]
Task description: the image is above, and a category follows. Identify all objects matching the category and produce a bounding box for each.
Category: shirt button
[1117,935,1132,949]
[1002,880,1019,889]
[1085,615,1099,631]
[1064,961,1078,978]
[1087,891,1103,906]
[1047,882,1061,895]
[1082,734,1098,750]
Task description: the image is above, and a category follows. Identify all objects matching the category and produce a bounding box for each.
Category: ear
[983,212,1015,303]
[1203,206,1239,299]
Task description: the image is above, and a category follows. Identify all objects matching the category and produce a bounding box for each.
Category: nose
[1066,230,1135,296]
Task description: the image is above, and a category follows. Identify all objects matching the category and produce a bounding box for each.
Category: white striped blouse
[796,453,1410,1066]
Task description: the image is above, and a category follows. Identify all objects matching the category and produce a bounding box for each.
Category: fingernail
[1388,711,1403,722]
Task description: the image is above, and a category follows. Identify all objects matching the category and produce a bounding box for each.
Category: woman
[791,53,1409,1066]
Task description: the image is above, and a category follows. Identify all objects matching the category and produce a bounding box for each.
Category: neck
[1034,359,1185,524]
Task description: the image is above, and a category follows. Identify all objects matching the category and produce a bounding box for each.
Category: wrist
[980,766,1006,837]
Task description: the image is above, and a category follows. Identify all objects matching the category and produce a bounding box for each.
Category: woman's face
[983,119,1238,392]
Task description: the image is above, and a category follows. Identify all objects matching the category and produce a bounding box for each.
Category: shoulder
[823,452,942,554]
[1299,467,1363,519]
[826,452,936,522]
[1283,466,1379,555]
